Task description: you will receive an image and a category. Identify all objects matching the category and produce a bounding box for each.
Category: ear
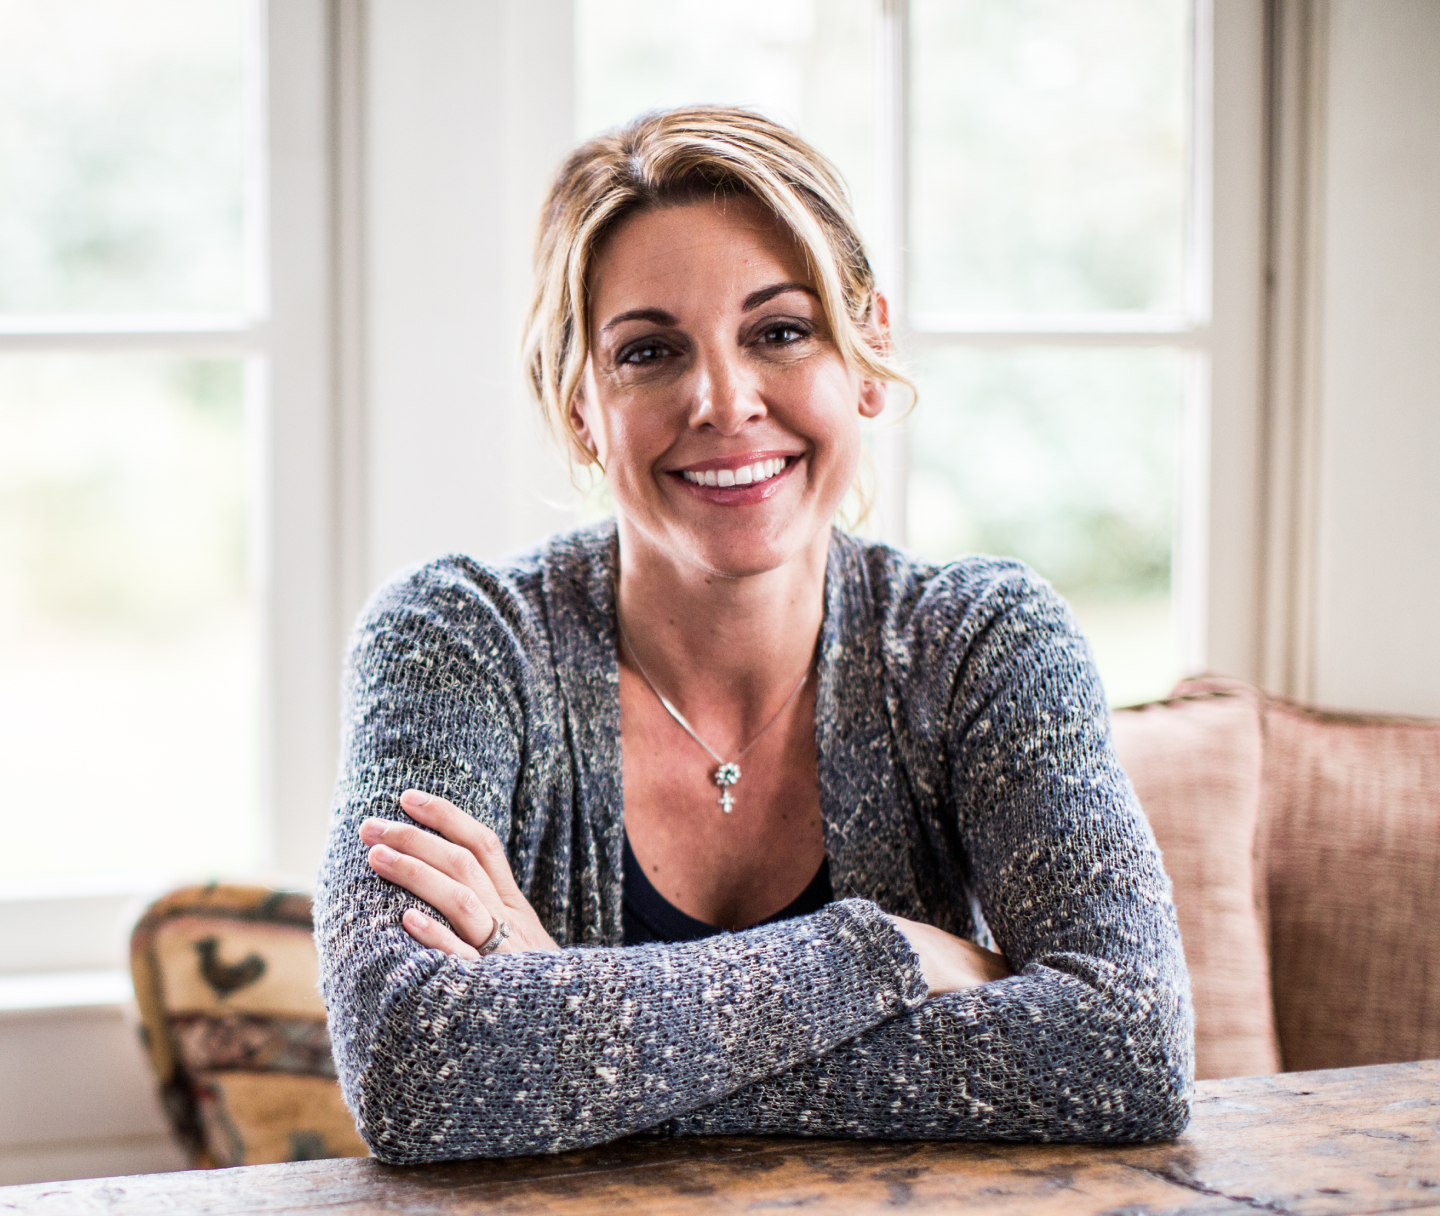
[569,356,603,463]
[857,291,893,419]
[858,378,889,419]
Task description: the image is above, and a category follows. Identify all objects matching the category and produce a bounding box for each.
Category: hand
[888,915,1012,996]
[360,790,560,958]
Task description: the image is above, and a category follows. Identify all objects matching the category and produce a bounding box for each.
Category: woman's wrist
[887,914,1013,997]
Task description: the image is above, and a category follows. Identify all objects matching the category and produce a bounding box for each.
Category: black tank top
[622,832,834,945]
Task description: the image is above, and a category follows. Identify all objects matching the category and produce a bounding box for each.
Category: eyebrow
[600,307,677,333]
[743,281,818,311]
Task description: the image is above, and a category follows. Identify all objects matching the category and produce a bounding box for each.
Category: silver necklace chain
[616,614,811,814]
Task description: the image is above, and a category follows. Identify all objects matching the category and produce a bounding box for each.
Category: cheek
[784,361,866,466]
[590,399,676,494]
[578,374,665,471]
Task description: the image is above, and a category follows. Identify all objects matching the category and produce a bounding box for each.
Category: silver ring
[478,918,511,956]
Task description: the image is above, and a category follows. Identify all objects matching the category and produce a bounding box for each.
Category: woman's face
[574,197,887,582]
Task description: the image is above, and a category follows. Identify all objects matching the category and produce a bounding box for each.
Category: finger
[367,843,496,948]
[402,907,480,961]
[388,794,555,954]
[399,791,526,906]
[401,898,521,958]
[362,816,507,920]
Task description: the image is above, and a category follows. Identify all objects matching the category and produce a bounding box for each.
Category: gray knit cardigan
[314,522,1193,1162]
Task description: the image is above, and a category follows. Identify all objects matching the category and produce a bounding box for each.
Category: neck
[614,518,829,733]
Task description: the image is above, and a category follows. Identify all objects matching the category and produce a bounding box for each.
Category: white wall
[0,889,186,1184]
[0,1006,184,1187]
[1311,0,1440,715]
[1205,0,1269,684]
[361,0,576,600]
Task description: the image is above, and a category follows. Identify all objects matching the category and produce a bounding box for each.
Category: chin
[676,521,828,581]
[617,479,844,580]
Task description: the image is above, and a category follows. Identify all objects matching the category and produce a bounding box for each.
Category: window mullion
[1176,0,1217,678]
[907,330,1210,351]
[874,0,911,547]
[0,321,260,356]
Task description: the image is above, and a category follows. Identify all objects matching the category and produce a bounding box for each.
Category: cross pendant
[718,789,735,814]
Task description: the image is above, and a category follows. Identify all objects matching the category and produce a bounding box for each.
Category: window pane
[907,347,1183,705]
[575,0,876,238]
[910,0,1190,315]
[0,354,258,879]
[0,0,248,315]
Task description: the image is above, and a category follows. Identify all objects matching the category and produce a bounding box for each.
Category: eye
[757,321,811,346]
[616,337,678,365]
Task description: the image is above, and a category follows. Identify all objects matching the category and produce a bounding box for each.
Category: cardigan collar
[541,521,923,941]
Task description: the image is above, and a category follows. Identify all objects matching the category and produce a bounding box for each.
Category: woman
[315,107,1192,1163]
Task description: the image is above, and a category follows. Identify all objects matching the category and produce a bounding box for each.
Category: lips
[679,456,789,488]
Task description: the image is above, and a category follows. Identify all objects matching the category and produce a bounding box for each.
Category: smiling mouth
[679,456,790,488]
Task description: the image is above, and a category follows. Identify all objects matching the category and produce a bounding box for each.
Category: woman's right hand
[888,916,1012,995]
[359,789,560,959]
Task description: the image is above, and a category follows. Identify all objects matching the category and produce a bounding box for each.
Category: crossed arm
[320,773,1190,1161]
[359,788,1011,992]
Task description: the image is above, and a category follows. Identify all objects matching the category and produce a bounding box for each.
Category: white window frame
[871,0,1267,690]
[0,0,341,982]
[0,0,1270,991]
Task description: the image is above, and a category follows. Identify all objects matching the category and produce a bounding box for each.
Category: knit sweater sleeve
[665,569,1194,1143]
[313,563,928,1163]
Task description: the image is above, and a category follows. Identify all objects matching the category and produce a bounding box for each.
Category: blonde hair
[522,106,912,465]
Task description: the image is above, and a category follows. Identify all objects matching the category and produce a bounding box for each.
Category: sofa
[1112,675,1440,1080]
[131,676,1440,1163]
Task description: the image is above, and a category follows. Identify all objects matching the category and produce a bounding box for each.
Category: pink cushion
[1112,683,1282,1079]
[1258,696,1440,1071]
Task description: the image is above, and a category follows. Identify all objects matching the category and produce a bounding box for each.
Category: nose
[688,345,765,435]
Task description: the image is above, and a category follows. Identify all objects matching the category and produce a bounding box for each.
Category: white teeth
[681,457,789,488]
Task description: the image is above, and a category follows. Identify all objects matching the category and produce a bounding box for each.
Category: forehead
[588,197,812,314]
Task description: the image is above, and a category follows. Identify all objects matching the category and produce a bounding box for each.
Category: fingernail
[371,843,399,865]
[360,818,387,839]
[407,909,431,929]
[401,790,431,808]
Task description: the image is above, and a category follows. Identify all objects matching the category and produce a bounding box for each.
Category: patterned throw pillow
[129,885,367,1167]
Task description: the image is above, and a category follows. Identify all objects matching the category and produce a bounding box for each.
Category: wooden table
[4,1060,1438,1214]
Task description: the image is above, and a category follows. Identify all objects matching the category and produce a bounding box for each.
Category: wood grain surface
[3,1060,1437,1215]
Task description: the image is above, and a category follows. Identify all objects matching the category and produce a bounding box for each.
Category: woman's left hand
[359,789,560,958]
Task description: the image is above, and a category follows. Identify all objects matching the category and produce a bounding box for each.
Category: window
[0,0,1243,971]
[0,0,335,985]
[0,0,261,885]
[577,0,1209,706]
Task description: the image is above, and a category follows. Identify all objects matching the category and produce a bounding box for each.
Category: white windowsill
[0,970,134,1017]
[0,873,316,978]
